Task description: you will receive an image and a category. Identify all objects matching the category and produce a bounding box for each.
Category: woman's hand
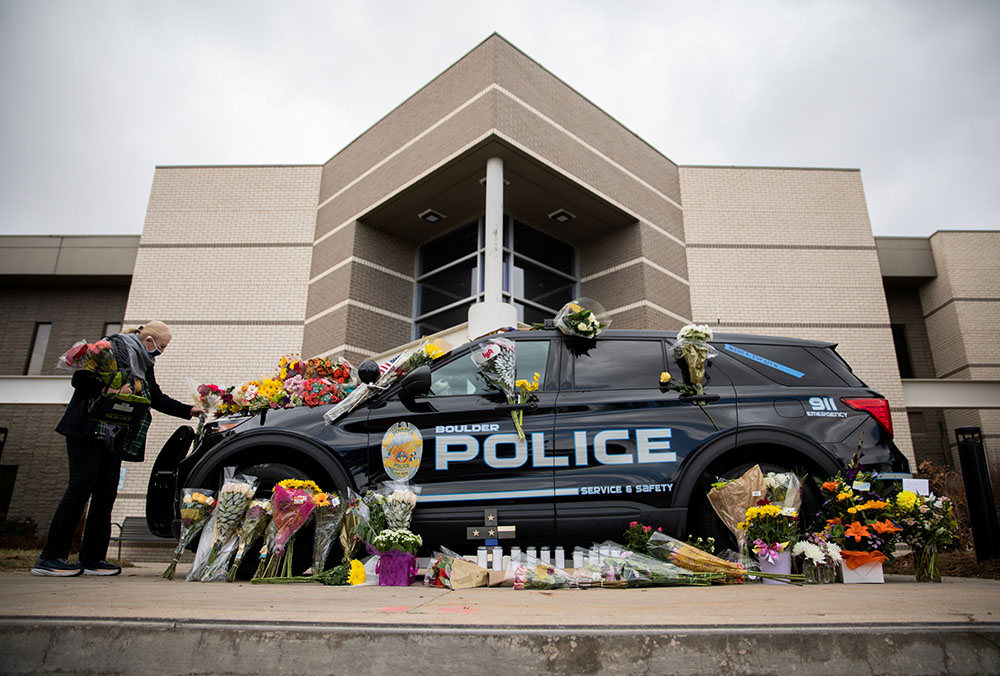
[190,406,206,418]
[111,383,133,395]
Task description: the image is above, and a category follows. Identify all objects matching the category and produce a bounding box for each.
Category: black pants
[41,435,123,564]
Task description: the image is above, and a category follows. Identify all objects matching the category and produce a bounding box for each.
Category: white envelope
[841,560,884,584]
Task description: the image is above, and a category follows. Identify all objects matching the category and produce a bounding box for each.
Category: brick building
[1,34,997,546]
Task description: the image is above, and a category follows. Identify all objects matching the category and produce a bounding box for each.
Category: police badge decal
[381,422,423,482]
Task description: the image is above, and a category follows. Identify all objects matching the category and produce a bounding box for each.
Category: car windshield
[428,340,550,397]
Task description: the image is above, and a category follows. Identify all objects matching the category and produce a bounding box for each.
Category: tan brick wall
[918,231,1000,463]
[115,165,322,531]
[679,166,914,464]
[883,284,938,379]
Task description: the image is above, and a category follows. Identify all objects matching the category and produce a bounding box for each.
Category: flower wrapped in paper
[706,464,765,562]
[471,337,524,438]
[162,488,215,580]
[225,498,272,582]
[554,298,610,339]
[673,324,717,395]
[647,531,804,584]
[590,541,724,587]
[311,491,344,575]
[189,469,258,582]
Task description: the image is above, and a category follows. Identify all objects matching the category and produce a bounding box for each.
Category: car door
[550,336,738,544]
[364,337,559,549]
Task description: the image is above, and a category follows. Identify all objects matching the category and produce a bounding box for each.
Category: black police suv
[146,329,910,556]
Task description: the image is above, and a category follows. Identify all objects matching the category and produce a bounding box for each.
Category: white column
[482,156,504,303]
[468,156,517,339]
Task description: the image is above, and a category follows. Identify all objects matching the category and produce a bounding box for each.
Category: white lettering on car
[434,428,678,470]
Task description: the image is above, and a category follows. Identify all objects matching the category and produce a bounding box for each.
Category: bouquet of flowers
[188,380,227,439]
[382,483,419,530]
[58,339,117,375]
[891,490,958,582]
[512,372,540,439]
[647,531,803,584]
[225,498,272,582]
[791,534,842,584]
[706,464,765,561]
[738,500,800,569]
[302,378,342,406]
[673,324,717,395]
[162,488,216,580]
[189,469,258,582]
[405,340,451,371]
[471,337,522,438]
[256,479,321,579]
[311,491,344,575]
[623,521,663,554]
[554,298,609,339]
[371,528,422,555]
[589,541,724,587]
[764,471,803,512]
[815,456,902,573]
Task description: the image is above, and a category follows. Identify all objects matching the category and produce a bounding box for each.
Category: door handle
[678,394,721,404]
[494,402,538,412]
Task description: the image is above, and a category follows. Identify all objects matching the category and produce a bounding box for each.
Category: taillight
[841,397,893,438]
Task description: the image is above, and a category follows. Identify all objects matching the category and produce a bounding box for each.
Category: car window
[721,343,836,387]
[427,340,550,397]
[573,340,664,390]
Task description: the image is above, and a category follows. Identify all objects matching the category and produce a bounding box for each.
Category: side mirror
[399,365,433,412]
[357,359,381,385]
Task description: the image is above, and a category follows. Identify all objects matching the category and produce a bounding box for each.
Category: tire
[688,460,820,555]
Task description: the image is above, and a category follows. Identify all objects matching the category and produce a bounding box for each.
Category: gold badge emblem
[381,422,423,482]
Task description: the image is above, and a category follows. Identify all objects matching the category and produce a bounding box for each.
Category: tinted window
[720,343,839,387]
[573,340,664,390]
[428,341,550,397]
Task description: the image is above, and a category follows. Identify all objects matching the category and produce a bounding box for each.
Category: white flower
[823,541,843,563]
[780,507,798,518]
[792,541,824,564]
[577,322,587,331]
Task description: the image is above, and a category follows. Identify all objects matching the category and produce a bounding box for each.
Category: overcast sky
[1,0,997,238]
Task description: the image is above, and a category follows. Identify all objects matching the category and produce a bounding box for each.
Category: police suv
[145,329,910,556]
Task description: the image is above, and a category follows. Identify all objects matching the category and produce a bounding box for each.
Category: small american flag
[379,352,404,375]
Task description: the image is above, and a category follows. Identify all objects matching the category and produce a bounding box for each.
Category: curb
[3,617,999,675]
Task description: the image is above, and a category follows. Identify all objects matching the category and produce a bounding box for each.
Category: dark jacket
[56,364,192,439]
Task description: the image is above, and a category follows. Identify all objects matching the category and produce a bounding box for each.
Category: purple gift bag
[376,548,418,586]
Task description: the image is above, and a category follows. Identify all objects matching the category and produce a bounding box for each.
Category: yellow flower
[515,379,529,389]
[848,506,858,514]
[348,559,366,585]
[836,492,852,502]
[660,372,671,384]
[313,493,330,507]
[895,490,917,511]
[425,343,445,359]
[278,478,323,494]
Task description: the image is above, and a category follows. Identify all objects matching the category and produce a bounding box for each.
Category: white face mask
[144,336,162,358]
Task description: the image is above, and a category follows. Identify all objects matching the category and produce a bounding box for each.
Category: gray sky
[1,0,997,238]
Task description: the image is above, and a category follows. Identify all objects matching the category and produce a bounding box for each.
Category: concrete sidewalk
[2,563,999,674]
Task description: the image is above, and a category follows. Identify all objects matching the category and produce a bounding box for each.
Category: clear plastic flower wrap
[162,487,215,580]
[764,471,803,512]
[593,541,723,587]
[225,498,272,582]
[256,480,319,579]
[554,298,610,339]
[672,324,718,393]
[311,491,345,575]
[380,481,421,530]
[188,468,258,582]
[424,546,488,589]
[470,337,523,438]
[647,531,803,584]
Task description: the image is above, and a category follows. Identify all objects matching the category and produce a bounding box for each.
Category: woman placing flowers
[33,322,204,577]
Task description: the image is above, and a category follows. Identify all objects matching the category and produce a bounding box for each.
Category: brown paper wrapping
[707,464,765,538]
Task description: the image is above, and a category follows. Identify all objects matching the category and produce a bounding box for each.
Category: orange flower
[841,550,888,570]
[844,521,871,543]
[858,500,887,511]
[826,517,842,526]
[871,519,902,534]
[822,481,839,492]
